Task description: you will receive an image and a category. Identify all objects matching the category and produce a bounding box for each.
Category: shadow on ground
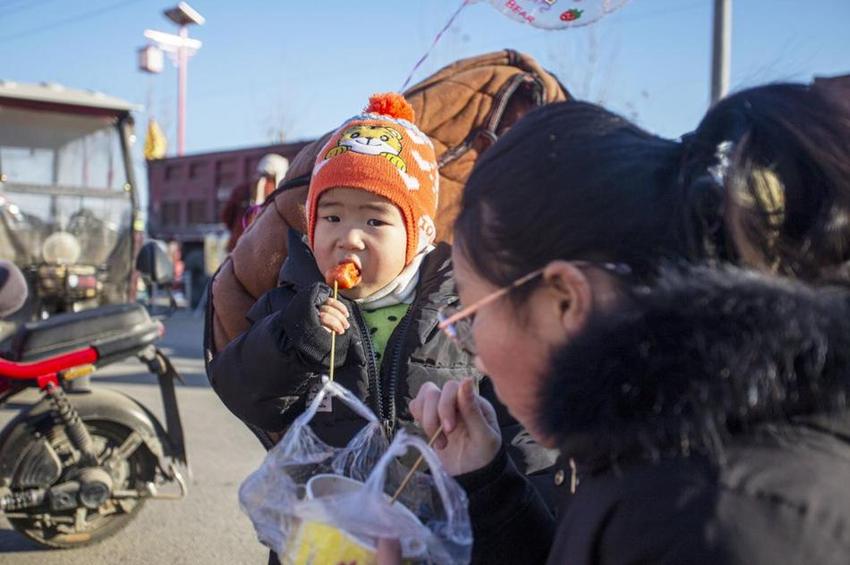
[0,529,42,552]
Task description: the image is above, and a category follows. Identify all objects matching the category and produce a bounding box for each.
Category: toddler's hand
[409,378,502,476]
[318,296,350,335]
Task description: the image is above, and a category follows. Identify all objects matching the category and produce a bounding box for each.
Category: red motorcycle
[0,246,187,548]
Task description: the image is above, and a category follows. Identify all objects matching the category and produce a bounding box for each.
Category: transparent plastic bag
[239,379,473,564]
[239,379,388,559]
[296,429,473,563]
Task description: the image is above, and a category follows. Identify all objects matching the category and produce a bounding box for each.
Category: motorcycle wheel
[6,419,157,549]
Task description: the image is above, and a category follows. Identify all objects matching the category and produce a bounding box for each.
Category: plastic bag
[297,429,473,563]
[239,379,388,558]
[239,379,472,564]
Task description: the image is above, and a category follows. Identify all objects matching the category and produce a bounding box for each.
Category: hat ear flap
[417,215,437,250]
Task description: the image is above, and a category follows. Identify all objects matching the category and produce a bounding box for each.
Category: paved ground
[0,310,269,564]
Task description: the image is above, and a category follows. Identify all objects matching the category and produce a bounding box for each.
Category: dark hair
[454,101,696,291]
[685,83,850,282]
[456,84,850,295]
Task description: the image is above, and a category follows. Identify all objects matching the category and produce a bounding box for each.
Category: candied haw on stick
[325,261,361,290]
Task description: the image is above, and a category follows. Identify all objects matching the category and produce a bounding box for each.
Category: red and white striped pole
[177,25,188,156]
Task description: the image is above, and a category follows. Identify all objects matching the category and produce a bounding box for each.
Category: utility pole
[710,0,731,104]
[138,2,205,156]
[177,25,190,156]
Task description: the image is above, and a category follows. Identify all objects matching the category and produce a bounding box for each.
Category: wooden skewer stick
[390,426,443,504]
[329,280,339,382]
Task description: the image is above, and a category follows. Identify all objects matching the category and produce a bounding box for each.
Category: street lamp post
[710,0,731,104]
[138,2,205,156]
[177,25,189,156]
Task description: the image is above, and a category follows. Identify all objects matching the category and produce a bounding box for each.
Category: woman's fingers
[410,380,495,451]
[410,383,443,438]
[409,382,438,421]
[410,379,502,475]
[437,380,461,433]
[420,385,445,448]
[476,391,500,430]
[456,378,503,467]
[456,378,491,435]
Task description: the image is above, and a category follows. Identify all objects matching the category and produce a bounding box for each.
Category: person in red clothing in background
[221,153,289,252]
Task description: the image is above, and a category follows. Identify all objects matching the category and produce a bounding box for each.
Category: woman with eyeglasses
[409,83,850,565]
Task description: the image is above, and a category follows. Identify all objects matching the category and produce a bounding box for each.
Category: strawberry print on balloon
[560,8,583,22]
[483,0,629,29]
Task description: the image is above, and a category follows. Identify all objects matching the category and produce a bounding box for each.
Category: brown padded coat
[208,50,570,353]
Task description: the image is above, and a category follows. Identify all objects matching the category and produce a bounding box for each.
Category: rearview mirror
[136,241,174,285]
[0,259,28,318]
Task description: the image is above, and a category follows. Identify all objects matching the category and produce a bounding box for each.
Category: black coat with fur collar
[464,267,850,565]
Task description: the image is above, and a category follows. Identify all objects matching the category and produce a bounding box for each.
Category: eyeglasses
[438,269,541,356]
[438,261,630,356]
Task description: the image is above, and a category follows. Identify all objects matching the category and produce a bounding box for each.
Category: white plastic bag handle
[365,429,467,534]
[279,379,379,458]
[295,378,378,427]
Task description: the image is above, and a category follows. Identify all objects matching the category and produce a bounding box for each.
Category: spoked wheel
[5,419,156,549]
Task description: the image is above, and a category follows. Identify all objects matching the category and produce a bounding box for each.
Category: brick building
[146,140,311,304]
[146,140,311,244]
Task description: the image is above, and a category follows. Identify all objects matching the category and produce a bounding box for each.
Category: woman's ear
[542,260,593,339]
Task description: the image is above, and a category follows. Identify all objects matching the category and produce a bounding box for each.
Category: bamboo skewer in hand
[324,259,439,504]
[324,261,361,383]
[329,280,339,382]
[391,426,443,504]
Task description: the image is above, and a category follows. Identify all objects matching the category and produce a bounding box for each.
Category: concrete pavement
[0,310,269,564]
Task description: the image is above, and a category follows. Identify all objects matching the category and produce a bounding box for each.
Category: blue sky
[1,0,848,155]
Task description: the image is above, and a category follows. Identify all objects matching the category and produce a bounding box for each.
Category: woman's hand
[409,378,502,476]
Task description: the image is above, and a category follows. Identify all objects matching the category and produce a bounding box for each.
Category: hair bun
[364,92,416,123]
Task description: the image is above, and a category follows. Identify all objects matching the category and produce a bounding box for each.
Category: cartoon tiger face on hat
[325,124,407,171]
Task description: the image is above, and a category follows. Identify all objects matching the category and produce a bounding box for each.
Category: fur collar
[540,266,850,466]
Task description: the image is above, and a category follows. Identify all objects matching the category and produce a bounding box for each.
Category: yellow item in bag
[286,520,376,565]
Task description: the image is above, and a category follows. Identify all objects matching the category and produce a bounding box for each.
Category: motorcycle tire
[5,419,157,549]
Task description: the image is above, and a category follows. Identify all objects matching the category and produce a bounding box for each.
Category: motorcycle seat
[1,303,161,363]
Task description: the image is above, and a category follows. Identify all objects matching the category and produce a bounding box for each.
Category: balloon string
[329,280,338,382]
[400,0,472,92]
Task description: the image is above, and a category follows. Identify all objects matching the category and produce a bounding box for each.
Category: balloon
[483,0,629,30]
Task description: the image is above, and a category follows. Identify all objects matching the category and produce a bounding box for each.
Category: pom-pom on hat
[307,92,439,265]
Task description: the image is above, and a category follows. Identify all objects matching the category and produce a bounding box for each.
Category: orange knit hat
[307,93,439,265]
